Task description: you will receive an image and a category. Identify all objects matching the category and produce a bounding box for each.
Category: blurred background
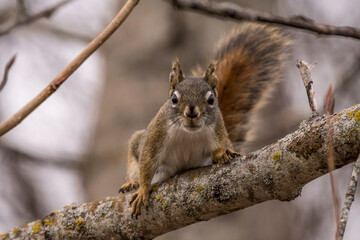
[0,0,359,239]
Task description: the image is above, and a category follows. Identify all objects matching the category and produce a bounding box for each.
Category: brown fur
[120,23,291,217]
[215,23,291,146]
[121,60,239,217]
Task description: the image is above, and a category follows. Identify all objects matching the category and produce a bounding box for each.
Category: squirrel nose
[185,105,199,119]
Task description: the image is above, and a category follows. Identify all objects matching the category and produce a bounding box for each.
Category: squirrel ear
[204,61,218,95]
[169,58,185,96]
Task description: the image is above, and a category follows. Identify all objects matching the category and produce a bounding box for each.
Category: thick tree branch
[168,0,360,40]
[0,0,140,137]
[2,104,359,239]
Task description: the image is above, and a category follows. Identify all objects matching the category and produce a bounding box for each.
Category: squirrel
[119,23,291,217]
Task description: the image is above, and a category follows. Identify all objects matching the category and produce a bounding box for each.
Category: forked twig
[0,0,140,136]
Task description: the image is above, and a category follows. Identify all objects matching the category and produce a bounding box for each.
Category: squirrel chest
[151,123,218,184]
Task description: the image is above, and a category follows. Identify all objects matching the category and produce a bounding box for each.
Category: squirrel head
[168,59,220,132]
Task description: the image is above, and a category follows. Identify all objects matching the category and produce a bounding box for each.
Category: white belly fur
[151,124,218,184]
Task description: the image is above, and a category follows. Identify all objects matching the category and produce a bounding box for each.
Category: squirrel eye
[207,94,214,105]
[171,94,178,104]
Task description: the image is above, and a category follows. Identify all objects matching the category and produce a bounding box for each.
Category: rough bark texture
[337,154,360,240]
[1,104,360,240]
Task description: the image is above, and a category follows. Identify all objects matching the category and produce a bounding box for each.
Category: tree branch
[0,0,140,137]
[16,0,28,17]
[0,0,73,37]
[0,55,16,92]
[1,104,359,239]
[324,86,341,237]
[337,154,360,240]
[168,0,360,40]
[296,60,318,117]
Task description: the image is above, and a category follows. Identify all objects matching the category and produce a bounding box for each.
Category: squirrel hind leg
[119,153,140,193]
[119,152,140,193]
[127,155,140,182]
[126,129,146,180]
[119,130,145,193]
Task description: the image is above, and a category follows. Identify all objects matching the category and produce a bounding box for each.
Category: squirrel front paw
[129,187,149,218]
[213,148,240,164]
[225,148,241,159]
[119,181,139,193]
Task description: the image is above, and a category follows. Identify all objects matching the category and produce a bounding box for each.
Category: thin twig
[0,0,73,37]
[325,86,335,116]
[0,55,16,92]
[324,86,341,239]
[296,60,319,117]
[169,0,360,40]
[337,154,360,240]
[0,0,140,136]
[16,0,28,17]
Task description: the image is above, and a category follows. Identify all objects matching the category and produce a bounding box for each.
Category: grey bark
[2,104,360,240]
[296,61,319,117]
[337,154,360,240]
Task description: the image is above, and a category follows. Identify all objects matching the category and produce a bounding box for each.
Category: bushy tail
[214,23,291,146]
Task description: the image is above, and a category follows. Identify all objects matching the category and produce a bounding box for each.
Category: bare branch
[16,0,28,17]
[324,86,340,238]
[296,60,319,117]
[325,86,335,116]
[168,0,360,40]
[2,104,359,239]
[0,0,73,37]
[0,0,140,137]
[0,55,16,92]
[338,154,360,240]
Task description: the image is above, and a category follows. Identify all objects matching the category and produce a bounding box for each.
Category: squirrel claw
[130,188,149,218]
[129,192,138,205]
[213,151,231,164]
[213,148,240,164]
[226,148,241,159]
[119,181,140,193]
